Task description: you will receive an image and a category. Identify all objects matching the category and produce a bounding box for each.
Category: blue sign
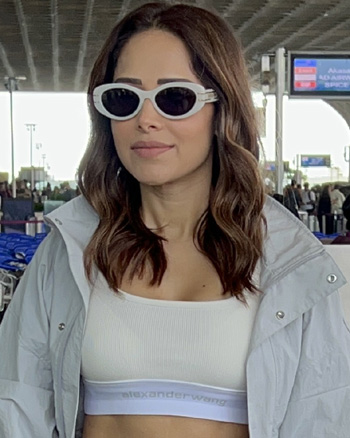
[289,52,350,98]
[300,155,331,167]
[265,161,290,171]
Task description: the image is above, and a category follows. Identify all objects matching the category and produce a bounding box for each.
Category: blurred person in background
[317,184,333,235]
[283,184,300,218]
[330,184,346,214]
[290,179,302,209]
[300,182,316,215]
[332,194,350,244]
[16,180,32,199]
[0,181,12,200]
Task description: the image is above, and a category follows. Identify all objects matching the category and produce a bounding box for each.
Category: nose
[137,97,163,132]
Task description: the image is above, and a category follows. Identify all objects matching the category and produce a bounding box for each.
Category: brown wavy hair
[78,2,266,301]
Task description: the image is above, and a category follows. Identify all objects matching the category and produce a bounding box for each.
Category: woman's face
[111,29,215,188]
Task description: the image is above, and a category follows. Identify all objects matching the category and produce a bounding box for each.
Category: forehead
[114,30,197,82]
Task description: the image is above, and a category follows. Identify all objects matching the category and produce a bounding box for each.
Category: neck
[140,176,211,242]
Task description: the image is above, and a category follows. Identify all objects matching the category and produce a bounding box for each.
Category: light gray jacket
[0,195,349,437]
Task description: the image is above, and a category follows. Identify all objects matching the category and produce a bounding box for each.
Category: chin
[138,178,172,188]
[132,170,176,187]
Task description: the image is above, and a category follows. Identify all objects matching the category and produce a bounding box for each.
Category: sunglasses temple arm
[201,90,218,103]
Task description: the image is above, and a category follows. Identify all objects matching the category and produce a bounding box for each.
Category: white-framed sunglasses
[93,81,218,120]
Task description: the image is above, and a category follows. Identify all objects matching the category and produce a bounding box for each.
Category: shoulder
[264,195,311,240]
[262,196,324,275]
[261,196,347,305]
[45,196,99,246]
[46,195,97,222]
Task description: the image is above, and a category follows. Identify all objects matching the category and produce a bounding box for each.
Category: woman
[0,3,349,437]
[317,184,333,234]
[282,185,300,218]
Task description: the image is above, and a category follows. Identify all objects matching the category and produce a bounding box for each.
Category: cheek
[111,121,130,154]
[180,111,215,146]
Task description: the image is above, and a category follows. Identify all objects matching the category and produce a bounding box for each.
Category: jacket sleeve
[0,232,58,437]
[280,290,350,438]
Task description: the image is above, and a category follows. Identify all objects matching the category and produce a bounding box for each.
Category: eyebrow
[114,78,193,85]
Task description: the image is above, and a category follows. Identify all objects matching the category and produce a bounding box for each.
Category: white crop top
[81,272,261,424]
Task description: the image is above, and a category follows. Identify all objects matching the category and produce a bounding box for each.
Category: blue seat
[0,256,26,272]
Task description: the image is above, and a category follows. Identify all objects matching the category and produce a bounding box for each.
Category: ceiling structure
[1,0,350,125]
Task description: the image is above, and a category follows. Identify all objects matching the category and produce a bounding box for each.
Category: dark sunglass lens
[102,88,139,117]
[156,87,196,116]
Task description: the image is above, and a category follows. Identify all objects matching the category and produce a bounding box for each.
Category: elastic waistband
[84,379,248,424]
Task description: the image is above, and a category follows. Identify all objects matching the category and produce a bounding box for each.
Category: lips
[131,141,174,158]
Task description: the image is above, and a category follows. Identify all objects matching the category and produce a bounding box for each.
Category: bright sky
[0,92,90,182]
[1,91,350,183]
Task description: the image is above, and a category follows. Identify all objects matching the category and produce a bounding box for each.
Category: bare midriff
[83,415,249,437]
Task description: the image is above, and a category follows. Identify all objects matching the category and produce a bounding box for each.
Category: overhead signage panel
[288,52,350,99]
[300,155,331,167]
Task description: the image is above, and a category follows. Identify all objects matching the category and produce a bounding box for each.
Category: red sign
[295,67,317,74]
[294,81,317,89]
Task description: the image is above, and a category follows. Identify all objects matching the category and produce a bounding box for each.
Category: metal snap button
[327,274,337,283]
[58,323,66,331]
[276,311,285,320]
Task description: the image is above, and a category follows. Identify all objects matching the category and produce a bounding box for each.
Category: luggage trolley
[0,268,24,323]
[0,262,26,324]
